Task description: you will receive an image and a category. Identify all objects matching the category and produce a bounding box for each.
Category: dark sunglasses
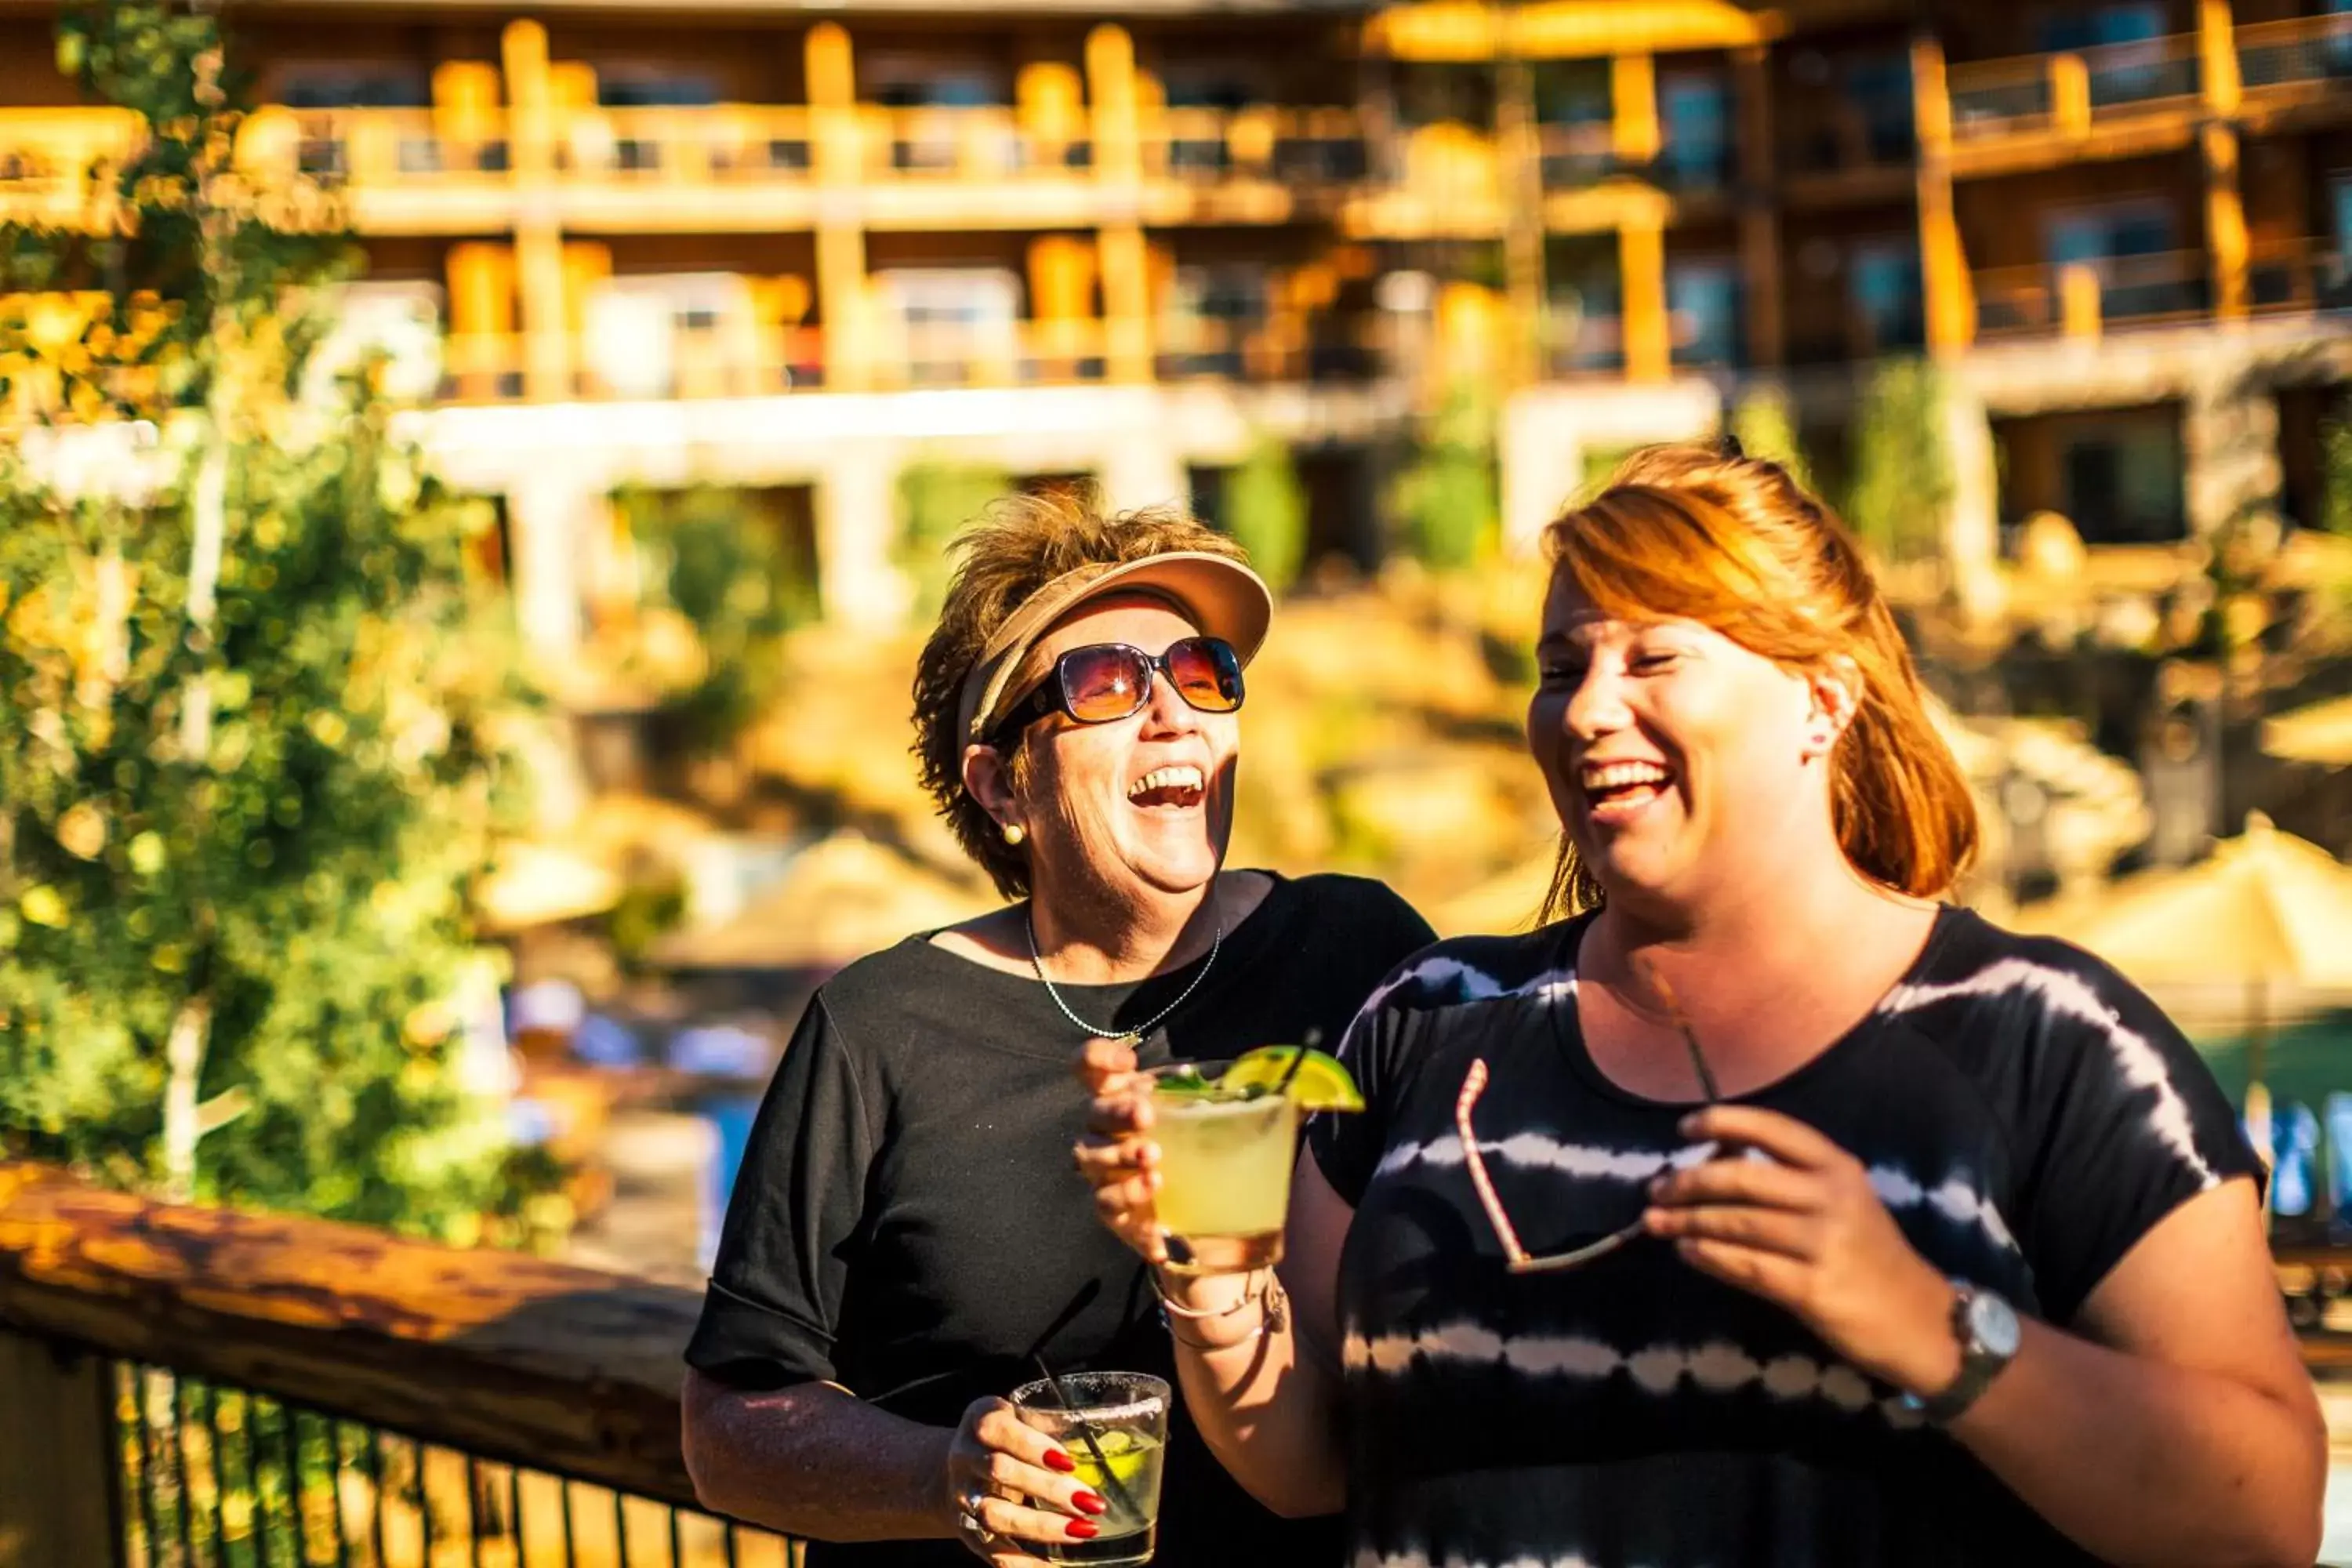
[987,636,1244,747]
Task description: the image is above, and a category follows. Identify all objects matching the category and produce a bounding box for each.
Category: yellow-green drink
[1150,1069,1298,1274]
[1011,1372,1170,1566]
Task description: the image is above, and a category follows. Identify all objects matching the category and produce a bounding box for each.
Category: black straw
[1272,1027,1323,1095]
[1029,1352,1141,1519]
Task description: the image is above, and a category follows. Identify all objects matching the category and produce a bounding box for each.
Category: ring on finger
[956,1489,996,1544]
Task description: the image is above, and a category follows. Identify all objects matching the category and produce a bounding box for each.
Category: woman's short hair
[912,486,1250,900]
[1538,443,1979,920]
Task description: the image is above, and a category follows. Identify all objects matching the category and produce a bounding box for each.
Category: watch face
[1967,1290,2022,1358]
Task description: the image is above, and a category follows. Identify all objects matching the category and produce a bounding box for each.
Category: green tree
[1846,358,1955,564]
[1224,436,1308,592]
[0,3,543,1238]
[1392,384,1498,572]
[1729,383,1812,492]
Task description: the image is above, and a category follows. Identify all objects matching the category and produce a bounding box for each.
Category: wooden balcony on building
[2234,11,2352,135]
[222,101,1376,236]
[1973,249,2212,341]
[432,312,1379,406]
[0,108,143,231]
[1944,33,2206,179]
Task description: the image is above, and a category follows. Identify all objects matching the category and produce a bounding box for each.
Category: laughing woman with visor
[1076,445,2322,1566]
[680,490,1435,1568]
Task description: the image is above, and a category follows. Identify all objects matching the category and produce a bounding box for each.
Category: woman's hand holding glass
[942,1394,1109,1565]
[1071,1037,1171,1266]
[1642,1105,1962,1398]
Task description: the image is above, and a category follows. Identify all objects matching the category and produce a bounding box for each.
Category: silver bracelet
[1149,1267,1267,1320]
[1153,1269,1287,1350]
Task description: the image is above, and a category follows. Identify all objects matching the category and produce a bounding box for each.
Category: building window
[2058,416,2187,544]
[596,75,719,108]
[1658,73,1731,191]
[1849,239,1924,353]
[1844,52,1915,163]
[1668,258,1740,367]
[277,67,429,109]
[877,268,1021,386]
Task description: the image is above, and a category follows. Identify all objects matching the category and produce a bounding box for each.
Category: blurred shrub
[1392,384,1499,572]
[897,459,1011,615]
[603,872,688,972]
[2321,415,2352,539]
[1848,358,1955,564]
[1225,436,1308,593]
[615,485,809,754]
[1730,384,1813,492]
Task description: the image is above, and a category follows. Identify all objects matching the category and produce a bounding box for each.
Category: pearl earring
[1002,822,1026,847]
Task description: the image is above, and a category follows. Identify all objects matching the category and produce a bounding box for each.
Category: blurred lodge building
[2,0,2350,664]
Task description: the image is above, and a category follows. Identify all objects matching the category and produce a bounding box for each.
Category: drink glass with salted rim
[1010,1371,1171,1566]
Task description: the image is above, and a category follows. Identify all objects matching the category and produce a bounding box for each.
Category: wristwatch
[1904,1283,2021,1425]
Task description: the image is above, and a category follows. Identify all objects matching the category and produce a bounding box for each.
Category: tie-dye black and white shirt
[1306,905,2260,1568]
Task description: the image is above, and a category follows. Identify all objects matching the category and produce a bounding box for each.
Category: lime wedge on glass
[1221,1047,1363,1112]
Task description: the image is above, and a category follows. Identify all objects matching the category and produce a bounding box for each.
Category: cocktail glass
[1148,1059,1298,1276]
[1009,1371,1171,1566]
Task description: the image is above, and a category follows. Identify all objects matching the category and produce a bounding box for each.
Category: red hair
[1539,444,1977,920]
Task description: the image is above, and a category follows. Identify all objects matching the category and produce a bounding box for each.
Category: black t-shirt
[687,871,1436,1568]
[1308,906,2263,1568]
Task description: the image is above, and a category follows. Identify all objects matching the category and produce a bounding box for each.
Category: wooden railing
[2236,11,2352,98]
[0,1162,794,1568]
[1947,33,2202,143]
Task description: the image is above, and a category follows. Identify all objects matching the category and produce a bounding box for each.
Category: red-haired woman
[1076,445,2321,1566]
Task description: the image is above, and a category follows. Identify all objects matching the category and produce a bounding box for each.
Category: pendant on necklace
[1114,1031,1145,1054]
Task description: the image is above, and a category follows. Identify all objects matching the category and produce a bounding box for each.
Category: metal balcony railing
[0,1162,797,1568]
[1152,314,1381,383]
[2248,238,2352,315]
[255,107,510,182]
[1534,122,1618,188]
[1973,250,2210,337]
[1947,32,2202,144]
[2235,11,2352,95]
[1146,108,1368,186]
[565,107,815,180]
[864,107,1087,180]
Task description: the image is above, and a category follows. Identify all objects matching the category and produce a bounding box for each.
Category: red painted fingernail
[1067,1520,1100,1540]
[1073,1490,1106,1515]
[1043,1450,1076,1474]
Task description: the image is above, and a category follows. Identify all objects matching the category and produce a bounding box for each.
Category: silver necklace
[1026,905,1225,1044]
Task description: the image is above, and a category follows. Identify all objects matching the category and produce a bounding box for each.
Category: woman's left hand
[1643,1105,1960,1396]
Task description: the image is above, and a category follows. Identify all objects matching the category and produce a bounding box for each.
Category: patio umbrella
[2012,812,2352,1086]
[475,840,624,933]
[2261,691,2352,769]
[650,830,996,974]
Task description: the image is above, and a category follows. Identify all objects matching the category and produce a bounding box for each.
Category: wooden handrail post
[0,1327,121,1568]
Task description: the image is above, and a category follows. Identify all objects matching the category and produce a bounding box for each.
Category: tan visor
[956,551,1275,749]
